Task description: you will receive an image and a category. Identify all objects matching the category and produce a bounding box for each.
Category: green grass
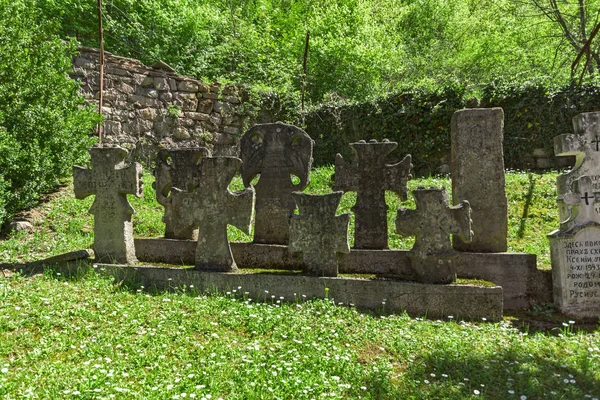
[1,168,599,399]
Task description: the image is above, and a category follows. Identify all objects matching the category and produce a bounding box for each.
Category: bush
[0,2,98,227]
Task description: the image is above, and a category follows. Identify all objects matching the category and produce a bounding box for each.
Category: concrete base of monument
[134,238,549,310]
[92,263,504,321]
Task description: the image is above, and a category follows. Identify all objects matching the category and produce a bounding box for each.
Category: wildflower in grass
[474,389,480,395]
[0,368,7,373]
[520,396,527,400]
[508,390,515,394]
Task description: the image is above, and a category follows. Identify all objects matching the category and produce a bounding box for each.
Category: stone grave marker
[554,112,600,223]
[334,139,412,249]
[549,175,600,318]
[240,122,313,245]
[170,157,255,272]
[451,108,507,252]
[154,147,210,240]
[289,191,350,276]
[73,145,143,264]
[396,187,472,283]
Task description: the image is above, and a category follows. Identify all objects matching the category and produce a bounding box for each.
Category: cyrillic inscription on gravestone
[554,112,600,224]
[154,147,210,240]
[240,122,313,245]
[73,145,143,264]
[334,139,412,249]
[289,191,350,277]
[396,187,472,284]
[170,157,255,272]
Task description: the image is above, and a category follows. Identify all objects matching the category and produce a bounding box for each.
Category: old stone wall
[71,47,249,163]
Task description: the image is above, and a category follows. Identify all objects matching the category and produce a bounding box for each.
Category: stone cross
[334,139,412,249]
[561,175,600,231]
[240,122,313,245]
[170,157,255,272]
[154,147,210,240]
[289,191,350,277]
[554,112,600,223]
[396,187,472,283]
[73,145,143,264]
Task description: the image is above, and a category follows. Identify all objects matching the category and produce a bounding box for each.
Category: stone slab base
[134,238,546,310]
[93,263,504,321]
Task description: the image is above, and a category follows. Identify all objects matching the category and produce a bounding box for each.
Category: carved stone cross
[334,139,412,249]
[289,191,350,277]
[561,175,600,231]
[73,145,143,264]
[554,112,600,223]
[396,187,472,283]
[240,122,313,245]
[154,147,210,240]
[170,157,255,272]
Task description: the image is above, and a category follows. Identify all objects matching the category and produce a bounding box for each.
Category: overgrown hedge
[298,82,600,175]
[0,3,98,228]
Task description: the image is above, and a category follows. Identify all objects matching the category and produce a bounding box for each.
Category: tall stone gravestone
[451,108,507,252]
[396,187,472,284]
[73,145,143,264]
[289,192,350,276]
[240,122,313,245]
[170,157,255,272]
[334,139,412,249]
[154,147,210,240]
[549,112,600,318]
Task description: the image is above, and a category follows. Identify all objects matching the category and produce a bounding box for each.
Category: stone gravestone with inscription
[169,157,255,272]
[549,175,600,318]
[154,147,210,240]
[73,145,143,264]
[334,139,412,249]
[288,191,351,276]
[240,122,313,245]
[451,108,507,252]
[396,187,472,284]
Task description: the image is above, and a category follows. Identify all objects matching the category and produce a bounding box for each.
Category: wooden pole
[97,0,104,143]
[301,30,310,114]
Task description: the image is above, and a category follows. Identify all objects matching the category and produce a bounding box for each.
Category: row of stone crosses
[73,122,473,280]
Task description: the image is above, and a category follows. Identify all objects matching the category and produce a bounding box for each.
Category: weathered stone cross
[561,175,600,231]
[554,112,600,223]
[396,187,472,283]
[334,139,412,249]
[170,157,255,271]
[289,191,350,277]
[154,147,210,240]
[240,122,313,245]
[73,145,143,264]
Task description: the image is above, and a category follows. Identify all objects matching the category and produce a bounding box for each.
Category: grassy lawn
[2,167,599,399]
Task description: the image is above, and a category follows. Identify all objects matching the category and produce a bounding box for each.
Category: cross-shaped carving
[154,147,210,240]
[334,139,412,249]
[170,157,255,272]
[240,122,313,245]
[396,187,472,283]
[554,112,600,223]
[73,145,143,264]
[561,175,600,231]
[289,191,350,277]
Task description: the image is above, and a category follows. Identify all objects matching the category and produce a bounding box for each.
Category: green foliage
[0,1,98,227]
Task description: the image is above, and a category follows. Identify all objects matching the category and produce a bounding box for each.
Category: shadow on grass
[517,173,536,239]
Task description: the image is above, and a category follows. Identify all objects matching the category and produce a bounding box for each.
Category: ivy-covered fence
[296,83,600,175]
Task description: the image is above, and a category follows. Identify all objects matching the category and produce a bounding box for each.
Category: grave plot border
[133,238,545,311]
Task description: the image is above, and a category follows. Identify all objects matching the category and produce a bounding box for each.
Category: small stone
[202,92,219,100]
[223,126,240,135]
[178,80,199,92]
[173,127,191,140]
[141,76,154,87]
[185,112,210,121]
[138,108,159,121]
[9,221,33,233]
[197,99,213,114]
[154,77,170,91]
[174,93,198,111]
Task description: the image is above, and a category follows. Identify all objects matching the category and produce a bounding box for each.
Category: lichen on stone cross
[334,139,412,249]
[288,191,350,277]
[240,122,313,245]
[560,175,600,232]
[554,112,600,223]
[73,145,143,264]
[154,147,211,240]
[170,157,255,272]
[396,187,472,284]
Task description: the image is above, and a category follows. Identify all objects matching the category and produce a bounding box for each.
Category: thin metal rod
[97,0,104,143]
